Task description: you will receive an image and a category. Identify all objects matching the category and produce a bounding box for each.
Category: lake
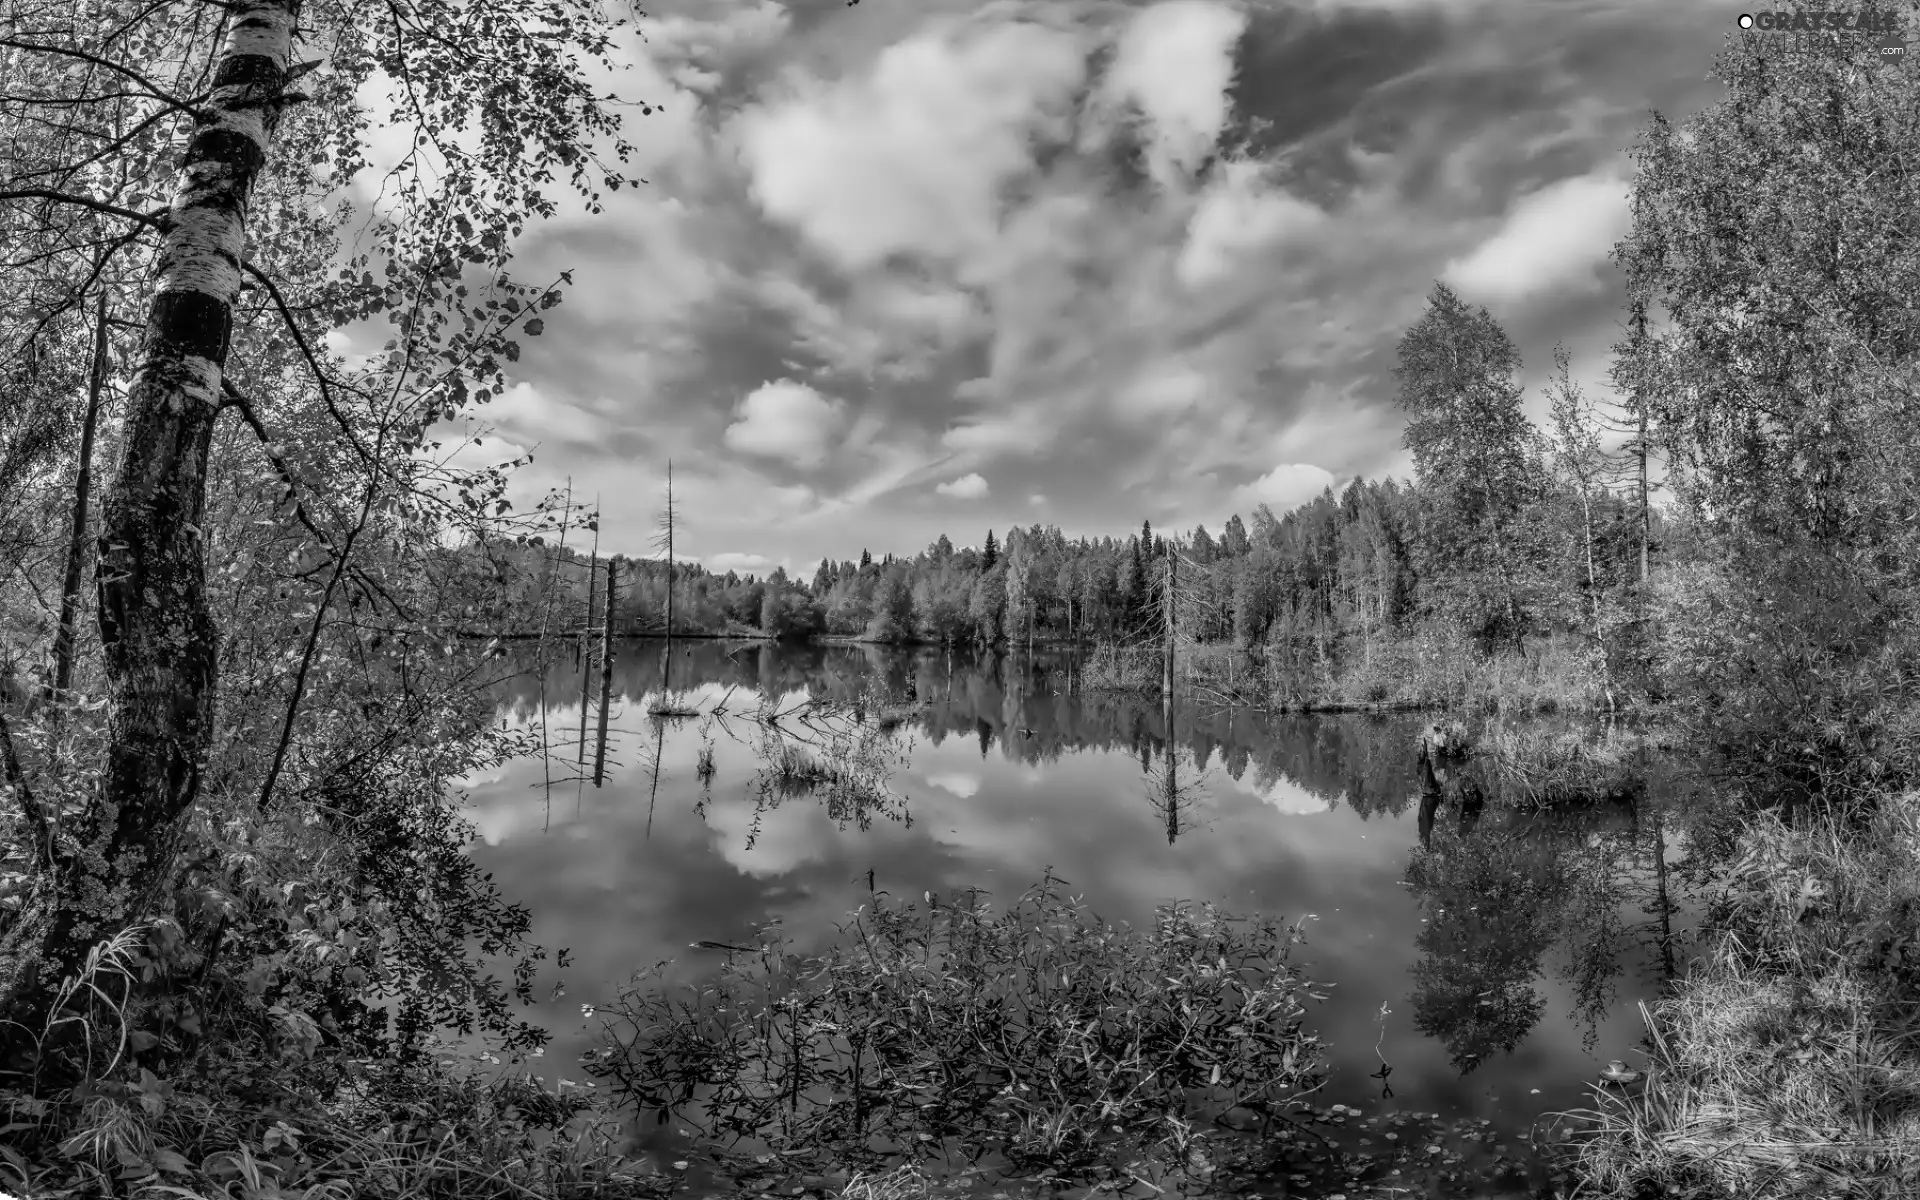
[465,639,1694,1192]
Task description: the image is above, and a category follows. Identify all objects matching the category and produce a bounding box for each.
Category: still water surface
[466,639,1691,1177]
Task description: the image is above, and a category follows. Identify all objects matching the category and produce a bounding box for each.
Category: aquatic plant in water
[586,873,1328,1186]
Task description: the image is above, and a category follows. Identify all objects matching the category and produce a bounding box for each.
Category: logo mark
[1737,11,1906,64]
[1738,10,1899,32]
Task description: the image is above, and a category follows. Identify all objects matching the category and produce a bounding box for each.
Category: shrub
[1653,554,1920,814]
[589,875,1328,1187]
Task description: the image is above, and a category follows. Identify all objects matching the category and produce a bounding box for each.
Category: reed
[1475,723,1643,809]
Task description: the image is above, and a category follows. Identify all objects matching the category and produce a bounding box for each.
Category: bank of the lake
[517,625,1620,720]
[1569,789,1920,1199]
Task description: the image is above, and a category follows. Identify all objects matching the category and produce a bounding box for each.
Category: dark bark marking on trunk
[148,291,233,365]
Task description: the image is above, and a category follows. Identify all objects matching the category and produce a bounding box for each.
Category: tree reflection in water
[1405,760,1669,1073]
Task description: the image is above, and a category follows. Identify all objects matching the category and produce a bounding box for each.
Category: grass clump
[1571,958,1920,1199]
[1080,644,1162,693]
[837,1163,931,1200]
[1568,792,1920,1198]
[1477,723,1645,809]
[589,874,1328,1189]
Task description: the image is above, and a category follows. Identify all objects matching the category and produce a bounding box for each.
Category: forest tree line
[552,283,1676,710]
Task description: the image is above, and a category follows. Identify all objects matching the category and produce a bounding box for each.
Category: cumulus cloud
[1113,358,1210,424]
[1178,160,1327,290]
[644,0,789,95]
[926,771,981,798]
[734,18,1087,271]
[723,380,844,468]
[935,472,990,499]
[707,551,786,576]
[1443,171,1632,304]
[1228,463,1339,515]
[1101,0,1247,190]
[756,269,979,382]
[467,380,611,449]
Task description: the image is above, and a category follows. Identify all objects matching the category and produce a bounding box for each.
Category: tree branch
[238,259,378,468]
[0,38,208,120]
[1,230,145,372]
[0,188,170,232]
[219,377,411,621]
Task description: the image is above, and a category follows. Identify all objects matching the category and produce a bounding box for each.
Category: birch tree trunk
[0,0,301,1017]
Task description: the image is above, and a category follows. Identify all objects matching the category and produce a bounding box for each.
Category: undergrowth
[589,873,1329,1190]
[0,715,662,1200]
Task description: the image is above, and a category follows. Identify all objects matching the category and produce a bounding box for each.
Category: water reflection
[498,642,1426,821]
[1405,764,1676,1076]
[470,640,1695,1146]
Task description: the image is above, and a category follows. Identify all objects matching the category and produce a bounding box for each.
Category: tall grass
[1568,792,1920,1198]
[1080,644,1162,692]
[1100,628,1608,714]
[1476,723,1645,809]
[1336,630,1606,715]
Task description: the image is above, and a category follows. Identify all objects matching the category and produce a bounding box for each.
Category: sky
[389,0,1750,578]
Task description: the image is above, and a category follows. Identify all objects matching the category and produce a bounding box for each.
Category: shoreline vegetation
[477,628,1616,719]
[2,6,1916,1200]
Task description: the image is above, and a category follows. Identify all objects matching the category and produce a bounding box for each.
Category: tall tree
[1220,514,1250,557]
[1544,344,1617,710]
[1610,14,1920,804]
[1614,27,1920,553]
[47,291,110,705]
[1004,527,1032,649]
[1392,281,1545,653]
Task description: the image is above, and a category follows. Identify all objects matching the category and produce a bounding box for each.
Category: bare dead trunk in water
[0,0,300,1021]
[662,463,673,695]
[1161,549,1175,698]
[1162,686,1178,844]
[594,560,616,785]
[578,541,598,772]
